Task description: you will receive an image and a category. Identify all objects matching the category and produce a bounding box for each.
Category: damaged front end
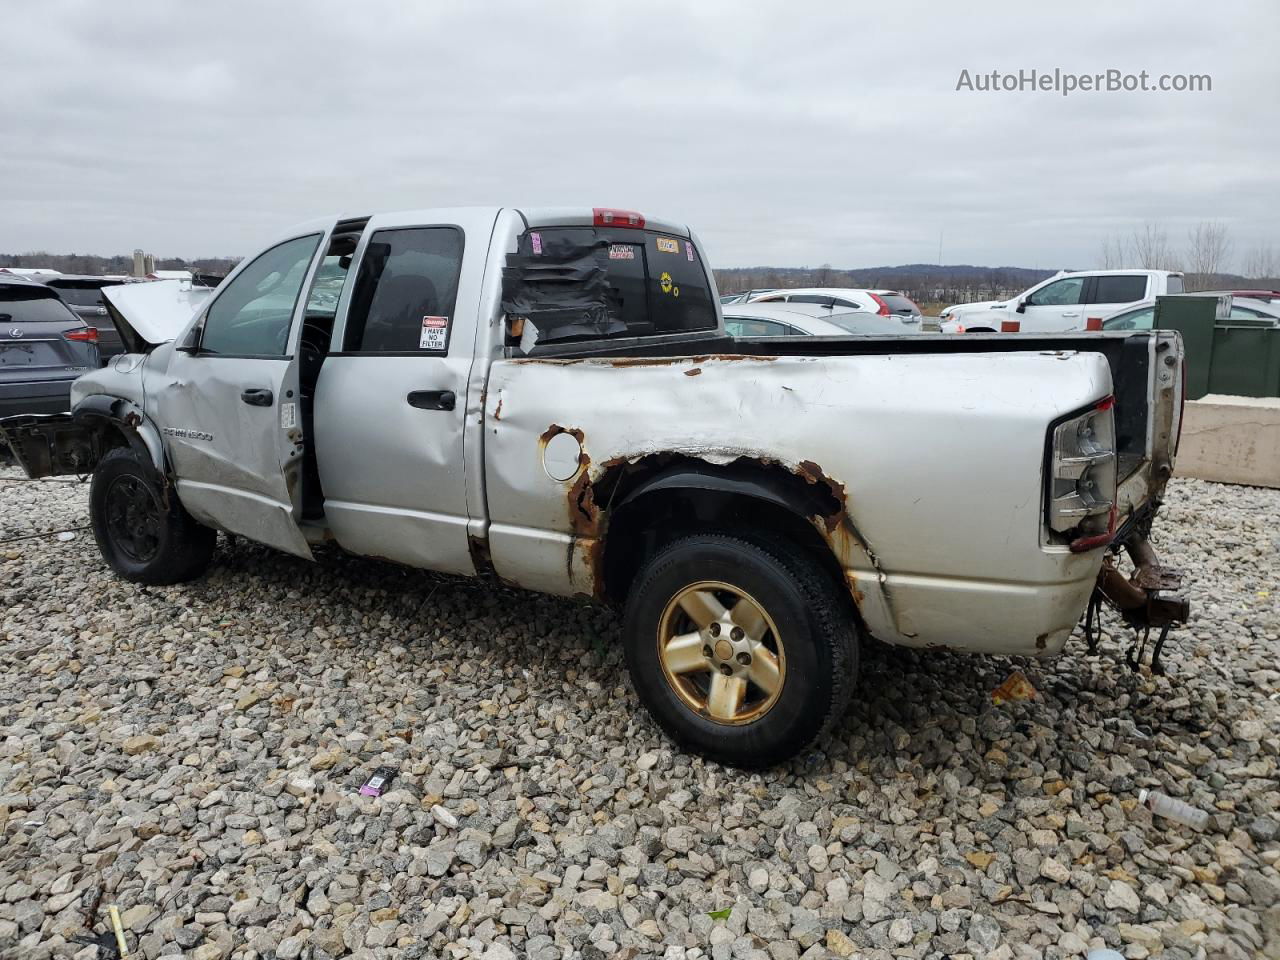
[1083,511,1190,674]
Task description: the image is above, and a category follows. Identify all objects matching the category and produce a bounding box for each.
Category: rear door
[1085,274,1150,325]
[311,211,487,576]
[154,230,327,557]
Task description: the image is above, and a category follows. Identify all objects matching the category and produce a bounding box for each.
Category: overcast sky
[2,1,1277,271]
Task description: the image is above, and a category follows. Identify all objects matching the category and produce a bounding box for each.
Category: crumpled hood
[101,280,214,353]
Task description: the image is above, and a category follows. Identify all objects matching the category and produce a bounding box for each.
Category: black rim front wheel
[103,474,162,563]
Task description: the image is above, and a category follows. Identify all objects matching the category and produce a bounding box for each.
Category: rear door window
[724,317,798,337]
[343,227,465,353]
[504,227,717,344]
[1091,275,1148,304]
[1166,275,1184,295]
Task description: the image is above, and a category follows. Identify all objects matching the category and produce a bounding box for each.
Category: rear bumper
[0,378,75,418]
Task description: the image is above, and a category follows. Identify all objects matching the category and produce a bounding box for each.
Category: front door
[1020,275,1086,332]
[155,231,326,557]
[311,218,478,576]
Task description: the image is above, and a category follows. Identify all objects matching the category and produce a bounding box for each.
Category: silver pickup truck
[0,206,1190,767]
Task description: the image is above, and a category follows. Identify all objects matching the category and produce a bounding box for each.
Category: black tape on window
[501,235,626,342]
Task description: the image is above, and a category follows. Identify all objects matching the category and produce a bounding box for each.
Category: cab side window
[200,234,321,356]
[344,227,465,353]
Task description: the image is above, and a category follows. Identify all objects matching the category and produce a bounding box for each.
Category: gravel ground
[1,467,1277,960]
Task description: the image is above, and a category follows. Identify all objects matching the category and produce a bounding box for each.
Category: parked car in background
[749,287,923,319]
[0,277,100,418]
[723,302,924,337]
[941,269,1185,333]
[42,275,130,360]
[1196,289,1280,306]
[719,288,774,305]
[1103,297,1280,330]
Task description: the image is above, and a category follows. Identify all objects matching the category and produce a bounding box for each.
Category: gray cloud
[2,0,1277,271]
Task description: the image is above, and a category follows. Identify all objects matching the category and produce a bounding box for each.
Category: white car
[723,301,923,337]
[941,269,1185,333]
[749,287,923,320]
[1104,297,1280,330]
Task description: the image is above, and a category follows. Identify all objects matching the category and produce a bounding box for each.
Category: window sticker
[608,244,636,260]
[655,236,679,254]
[419,316,449,351]
[687,242,696,262]
[530,232,543,255]
[659,271,680,297]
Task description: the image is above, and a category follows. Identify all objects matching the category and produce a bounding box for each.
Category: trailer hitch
[1085,535,1190,674]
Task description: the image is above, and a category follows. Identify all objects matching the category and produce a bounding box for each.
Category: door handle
[1062,312,1080,317]
[241,388,274,407]
[407,389,456,411]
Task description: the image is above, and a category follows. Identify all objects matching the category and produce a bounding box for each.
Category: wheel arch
[597,457,858,616]
[73,394,166,473]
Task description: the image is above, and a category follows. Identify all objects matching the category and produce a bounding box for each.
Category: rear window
[877,294,920,315]
[0,287,78,323]
[1166,275,1184,295]
[48,282,114,308]
[502,227,716,343]
[1091,275,1148,304]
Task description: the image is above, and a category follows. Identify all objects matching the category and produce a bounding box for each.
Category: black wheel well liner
[598,457,854,613]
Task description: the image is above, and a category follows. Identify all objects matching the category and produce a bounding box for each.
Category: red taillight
[1069,504,1117,553]
[593,208,645,229]
[868,292,891,316]
[1095,394,1115,411]
[64,327,98,343]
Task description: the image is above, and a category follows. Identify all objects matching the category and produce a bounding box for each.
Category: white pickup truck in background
[942,268,1185,333]
[0,207,1190,767]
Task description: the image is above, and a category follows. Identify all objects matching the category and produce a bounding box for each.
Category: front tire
[622,533,858,768]
[89,447,216,584]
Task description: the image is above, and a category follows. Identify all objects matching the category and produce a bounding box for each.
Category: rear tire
[89,447,216,584]
[622,533,858,768]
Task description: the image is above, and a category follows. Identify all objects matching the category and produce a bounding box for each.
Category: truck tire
[89,447,216,585]
[622,533,858,768]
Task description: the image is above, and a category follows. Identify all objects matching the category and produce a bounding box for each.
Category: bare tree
[1185,221,1233,290]
[1241,243,1278,282]
[1130,222,1176,271]
[1098,233,1128,269]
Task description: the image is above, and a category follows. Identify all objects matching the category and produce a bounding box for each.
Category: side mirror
[1015,300,1028,314]
[175,320,203,354]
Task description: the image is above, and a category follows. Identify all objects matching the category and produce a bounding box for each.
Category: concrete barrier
[1175,394,1280,488]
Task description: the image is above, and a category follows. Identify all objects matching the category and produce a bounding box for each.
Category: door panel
[154,231,326,557]
[312,221,478,576]
[1022,276,1086,331]
[158,354,312,556]
[314,354,473,573]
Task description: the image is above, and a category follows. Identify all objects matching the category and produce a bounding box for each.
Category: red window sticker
[609,244,636,260]
[419,316,449,351]
[530,232,543,255]
[687,242,696,262]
